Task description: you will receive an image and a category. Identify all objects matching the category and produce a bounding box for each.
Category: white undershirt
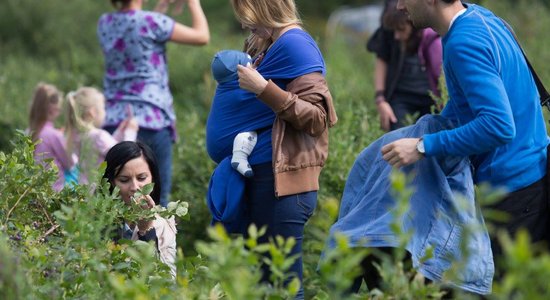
[449,8,467,30]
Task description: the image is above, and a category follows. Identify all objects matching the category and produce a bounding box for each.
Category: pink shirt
[34,122,75,191]
[73,127,136,183]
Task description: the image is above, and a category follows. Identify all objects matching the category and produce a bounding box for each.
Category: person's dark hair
[382,2,422,54]
[441,0,458,3]
[103,141,162,205]
[382,3,410,31]
[110,0,132,9]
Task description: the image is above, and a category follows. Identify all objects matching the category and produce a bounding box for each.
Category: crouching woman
[103,141,177,277]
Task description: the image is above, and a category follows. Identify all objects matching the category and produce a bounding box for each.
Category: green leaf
[175,205,188,217]
[140,183,154,196]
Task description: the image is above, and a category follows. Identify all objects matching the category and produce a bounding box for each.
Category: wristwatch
[416,137,425,156]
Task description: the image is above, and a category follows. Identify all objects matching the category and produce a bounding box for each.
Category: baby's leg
[231,131,257,178]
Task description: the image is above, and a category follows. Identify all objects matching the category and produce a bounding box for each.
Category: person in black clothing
[367,0,442,131]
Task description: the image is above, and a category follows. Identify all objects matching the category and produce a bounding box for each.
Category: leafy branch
[115,183,189,223]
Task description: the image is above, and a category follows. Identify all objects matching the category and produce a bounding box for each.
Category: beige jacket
[258,72,338,196]
[131,215,177,278]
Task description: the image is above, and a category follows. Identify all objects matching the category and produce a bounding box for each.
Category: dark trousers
[350,248,455,298]
[485,174,550,277]
[349,247,410,293]
[390,93,433,130]
[244,162,317,300]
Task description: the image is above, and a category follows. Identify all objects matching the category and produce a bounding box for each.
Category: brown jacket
[258,72,338,196]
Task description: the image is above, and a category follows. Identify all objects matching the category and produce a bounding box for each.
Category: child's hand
[123,105,138,133]
[121,117,139,141]
[115,117,139,141]
[125,104,134,119]
[126,117,139,132]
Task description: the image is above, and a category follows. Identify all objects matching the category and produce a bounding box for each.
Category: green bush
[3,133,550,298]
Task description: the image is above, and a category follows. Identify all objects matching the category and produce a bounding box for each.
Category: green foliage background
[2,0,550,298]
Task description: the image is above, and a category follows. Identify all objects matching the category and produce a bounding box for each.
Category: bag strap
[500,18,550,113]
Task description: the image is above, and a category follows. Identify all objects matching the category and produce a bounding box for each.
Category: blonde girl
[28,82,76,191]
[65,87,138,182]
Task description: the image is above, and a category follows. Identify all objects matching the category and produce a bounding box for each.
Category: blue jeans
[105,126,173,207]
[245,163,317,300]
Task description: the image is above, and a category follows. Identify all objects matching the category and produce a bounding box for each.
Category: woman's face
[113,155,152,204]
[243,23,272,39]
[394,23,413,42]
[48,102,62,121]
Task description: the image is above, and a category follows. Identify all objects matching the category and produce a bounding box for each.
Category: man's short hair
[441,0,458,3]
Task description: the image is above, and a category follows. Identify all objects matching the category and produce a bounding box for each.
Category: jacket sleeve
[131,216,177,279]
[256,72,336,137]
[154,216,177,279]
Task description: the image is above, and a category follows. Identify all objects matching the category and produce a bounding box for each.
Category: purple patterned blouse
[97,10,176,139]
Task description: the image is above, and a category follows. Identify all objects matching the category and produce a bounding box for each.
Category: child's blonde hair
[29,82,64,142]
[65,87,105,154]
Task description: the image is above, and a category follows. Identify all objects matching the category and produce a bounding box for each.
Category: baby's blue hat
[211,50,252,83]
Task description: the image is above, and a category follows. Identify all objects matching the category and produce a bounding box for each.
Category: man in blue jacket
[382,0,550,273]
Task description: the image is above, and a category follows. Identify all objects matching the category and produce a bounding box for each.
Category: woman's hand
[154,0,170,13]
[155,0,187,15]
[133,194,155,234]
[132,194,155,210]
[237,63,268,95]
[376,100,397,132]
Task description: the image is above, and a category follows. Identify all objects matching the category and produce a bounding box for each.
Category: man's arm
[423,38,515,157]
[382,35,515,167]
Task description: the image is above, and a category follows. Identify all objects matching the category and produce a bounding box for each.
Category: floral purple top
[97,10,176,139]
